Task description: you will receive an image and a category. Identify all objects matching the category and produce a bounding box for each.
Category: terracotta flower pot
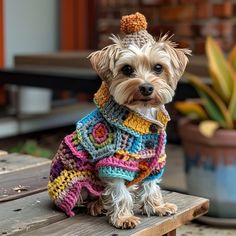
[179,118,236,218]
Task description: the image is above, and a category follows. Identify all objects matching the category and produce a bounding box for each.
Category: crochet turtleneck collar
[93,82,170,136]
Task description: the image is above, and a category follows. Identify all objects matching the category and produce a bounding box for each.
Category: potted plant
[175,37,236,218]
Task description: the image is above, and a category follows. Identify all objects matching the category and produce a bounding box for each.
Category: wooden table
[0,153,209,236]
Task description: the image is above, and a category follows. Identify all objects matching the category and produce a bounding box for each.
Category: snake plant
[176,37,236,130]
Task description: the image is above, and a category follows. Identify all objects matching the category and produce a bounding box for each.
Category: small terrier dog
[48,12,191,229]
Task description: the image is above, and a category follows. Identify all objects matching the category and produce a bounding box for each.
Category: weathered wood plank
[0,162,50,202]
[0,191,68,236]
[23,191,208,236]
[0,153,50,174]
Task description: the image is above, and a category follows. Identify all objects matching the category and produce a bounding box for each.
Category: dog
[48,12,191,229]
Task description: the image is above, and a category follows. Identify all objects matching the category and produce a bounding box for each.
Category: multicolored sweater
[48,82,170,217]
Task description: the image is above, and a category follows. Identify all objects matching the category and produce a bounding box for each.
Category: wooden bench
[0,153,209,236]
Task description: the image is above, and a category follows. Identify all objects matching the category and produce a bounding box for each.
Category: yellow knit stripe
[116,149,141,160]
[157,111,170,127]
[94,82,110,108]
[48,169,95,200]
[123,113,151,134]
[94,83,170,132]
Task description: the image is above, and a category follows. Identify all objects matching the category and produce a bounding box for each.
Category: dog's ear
[166,45,191,79]
[89,44,121,81]
[159,35,191,86]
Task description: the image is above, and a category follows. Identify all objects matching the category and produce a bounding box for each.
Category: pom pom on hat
[119,12,155,48]
[120,12,147,34]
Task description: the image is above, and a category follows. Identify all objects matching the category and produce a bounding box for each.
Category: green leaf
[8,143,23,153]
[175,101,208,120]
[39,149,53,158]
[209,70,227,101]
[228,45,236,71]
[197,89,225,124]
[229,79,236,120]
[228,47,236,120]
[185,72,233,129]
[206,37,234,103]
[22,140,37,155]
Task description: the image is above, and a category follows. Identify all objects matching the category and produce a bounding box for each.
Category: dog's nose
[139,83,154,96]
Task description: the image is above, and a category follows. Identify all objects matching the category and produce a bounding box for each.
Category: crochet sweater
[48,83,170,217]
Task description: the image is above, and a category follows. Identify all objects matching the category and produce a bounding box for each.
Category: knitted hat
[120,12,155,48]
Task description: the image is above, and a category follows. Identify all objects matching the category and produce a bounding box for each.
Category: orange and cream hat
[120,12,155,48]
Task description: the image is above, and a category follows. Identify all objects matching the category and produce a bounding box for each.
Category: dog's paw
[87,199,106,216]
[111,216,141,229]
[154,203,177,216]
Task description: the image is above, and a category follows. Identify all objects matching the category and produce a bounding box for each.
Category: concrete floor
[162,145,236,236]
[178,222,236,236]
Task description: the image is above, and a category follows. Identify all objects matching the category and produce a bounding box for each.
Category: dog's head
[89,13,191,109]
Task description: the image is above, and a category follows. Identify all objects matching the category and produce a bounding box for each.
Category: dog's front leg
[101,178,140,229]
[138,180,177,216]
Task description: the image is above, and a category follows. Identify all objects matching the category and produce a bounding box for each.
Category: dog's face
[89,35,191,109]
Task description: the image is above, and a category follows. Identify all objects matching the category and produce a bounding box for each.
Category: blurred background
[1,0,233,153]
[1,1,236,233]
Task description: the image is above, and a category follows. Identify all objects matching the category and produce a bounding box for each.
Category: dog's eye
[154,64,163,74]
[121,65,134,77]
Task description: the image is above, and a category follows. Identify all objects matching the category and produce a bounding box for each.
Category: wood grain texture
[0,162,50,202]
[0,153,50,175]
[23,191,209,236]
[0,191,67,236]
